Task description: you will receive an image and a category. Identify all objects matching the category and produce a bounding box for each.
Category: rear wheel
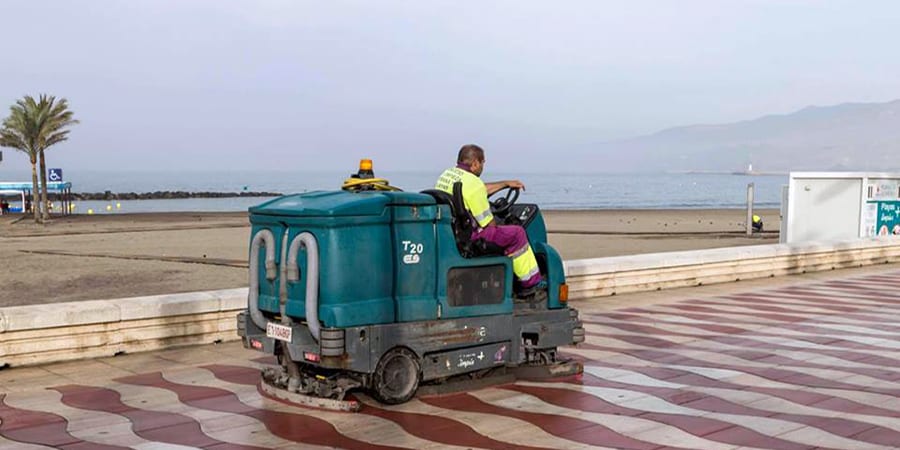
[372,347,420,404]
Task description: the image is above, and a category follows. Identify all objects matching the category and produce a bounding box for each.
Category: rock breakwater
[61,191,283,200]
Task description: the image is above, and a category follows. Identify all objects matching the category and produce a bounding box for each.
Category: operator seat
[421,182,504,258]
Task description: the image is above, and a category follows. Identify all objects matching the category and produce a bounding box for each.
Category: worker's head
[457,144,485,176]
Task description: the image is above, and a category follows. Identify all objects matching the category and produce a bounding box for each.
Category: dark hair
[457,144,484,164]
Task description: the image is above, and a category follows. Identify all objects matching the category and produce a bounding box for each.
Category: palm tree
[0,95,78,223]
[36,97,78,221]
[0,102,41,222]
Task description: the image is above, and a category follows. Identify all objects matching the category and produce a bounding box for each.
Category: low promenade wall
[0,289,246,368]
[565,238,900,300]
[3,238,899,368]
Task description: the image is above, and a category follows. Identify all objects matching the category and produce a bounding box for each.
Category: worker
[752,214,763,232]
[435,144,545,298]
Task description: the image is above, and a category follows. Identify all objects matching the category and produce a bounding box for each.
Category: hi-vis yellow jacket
[435,167,494,229]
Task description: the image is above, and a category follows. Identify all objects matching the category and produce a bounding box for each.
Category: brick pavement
[2,267,900,449]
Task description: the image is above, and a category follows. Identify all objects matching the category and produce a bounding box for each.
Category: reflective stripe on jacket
[435,167,494,228]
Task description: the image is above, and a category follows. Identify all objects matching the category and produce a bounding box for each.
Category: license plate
[266,323,293,343]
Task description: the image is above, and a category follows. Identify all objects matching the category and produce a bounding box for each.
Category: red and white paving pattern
[3,268,900,449]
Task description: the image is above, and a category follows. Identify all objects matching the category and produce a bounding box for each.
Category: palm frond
[0,94,78,158]
[0,129,29,154]
[44,130,70,147]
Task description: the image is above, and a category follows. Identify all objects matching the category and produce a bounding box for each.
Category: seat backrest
[421,183,502,258]
[420,189,453,207]
[450,182,469,225]
[422,184,475,256]
[420,185,470,226]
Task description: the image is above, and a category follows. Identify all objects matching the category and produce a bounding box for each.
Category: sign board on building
[862,179,900,237]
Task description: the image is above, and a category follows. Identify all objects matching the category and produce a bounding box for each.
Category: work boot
[516,280,548,304]
[530,288,548,305]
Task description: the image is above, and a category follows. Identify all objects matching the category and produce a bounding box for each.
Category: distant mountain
[594,99,900,173]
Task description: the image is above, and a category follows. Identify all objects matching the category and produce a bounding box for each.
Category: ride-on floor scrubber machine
[237,161,585,411]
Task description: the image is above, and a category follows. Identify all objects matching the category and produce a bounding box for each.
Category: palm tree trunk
[30,157,41,223]
[38,149,49,221]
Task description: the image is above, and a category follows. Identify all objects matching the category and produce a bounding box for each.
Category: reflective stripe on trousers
[511,245,541,287]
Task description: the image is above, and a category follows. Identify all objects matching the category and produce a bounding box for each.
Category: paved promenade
[2,266,900,449]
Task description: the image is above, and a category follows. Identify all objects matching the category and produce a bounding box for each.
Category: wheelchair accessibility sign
[48,168,63,182]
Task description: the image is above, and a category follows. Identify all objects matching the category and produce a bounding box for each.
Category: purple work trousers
[473,224,542,288]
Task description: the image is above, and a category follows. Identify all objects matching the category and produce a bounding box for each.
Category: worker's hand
[505,180,526,190]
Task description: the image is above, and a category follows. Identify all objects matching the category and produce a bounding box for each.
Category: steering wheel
[489,186,520,217]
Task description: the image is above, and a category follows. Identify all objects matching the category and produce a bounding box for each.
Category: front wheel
[372,347,421,404]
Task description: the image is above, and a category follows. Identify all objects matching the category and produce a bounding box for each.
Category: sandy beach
[0,208,779,306]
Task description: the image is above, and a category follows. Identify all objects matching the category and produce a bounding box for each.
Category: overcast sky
[2,0,899,173]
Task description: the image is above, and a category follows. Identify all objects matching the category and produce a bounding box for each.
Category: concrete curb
[3,238,900,368]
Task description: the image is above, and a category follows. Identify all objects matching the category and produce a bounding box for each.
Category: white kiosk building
[784,172,900,243]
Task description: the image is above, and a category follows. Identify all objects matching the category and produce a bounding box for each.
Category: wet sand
[0,208,779,306]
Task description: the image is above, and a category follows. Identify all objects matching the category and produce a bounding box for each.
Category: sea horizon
[0,169,787,213]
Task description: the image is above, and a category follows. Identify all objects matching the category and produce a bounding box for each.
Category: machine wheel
[372,347,421,404]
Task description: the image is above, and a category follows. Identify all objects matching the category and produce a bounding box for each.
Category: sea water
[0,169,787,214]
